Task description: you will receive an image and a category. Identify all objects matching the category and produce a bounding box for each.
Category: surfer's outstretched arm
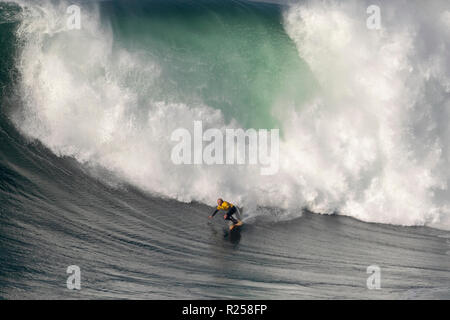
[208,209,219,219]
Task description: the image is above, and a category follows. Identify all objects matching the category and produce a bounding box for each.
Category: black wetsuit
[211,206,238,224]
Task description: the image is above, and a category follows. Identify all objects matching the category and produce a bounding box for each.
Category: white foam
[283,0,450,229]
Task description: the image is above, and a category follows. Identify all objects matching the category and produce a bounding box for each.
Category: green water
[104,0,317,130]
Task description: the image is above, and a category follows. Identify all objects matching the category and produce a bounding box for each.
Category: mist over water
[4,0,450,230]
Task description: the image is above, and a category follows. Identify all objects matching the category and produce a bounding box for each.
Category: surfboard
[229,220,243,231]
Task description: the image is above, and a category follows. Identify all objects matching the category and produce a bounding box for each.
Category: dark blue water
[1,117,448,299]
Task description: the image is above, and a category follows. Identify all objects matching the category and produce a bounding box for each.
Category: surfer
[208,198,243,230]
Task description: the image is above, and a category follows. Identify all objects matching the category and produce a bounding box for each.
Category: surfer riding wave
[208,198,243,230]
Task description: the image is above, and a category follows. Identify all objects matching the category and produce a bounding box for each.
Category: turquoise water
[102,0,316,129]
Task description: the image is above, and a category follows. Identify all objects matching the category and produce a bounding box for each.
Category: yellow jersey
[217,201,234,211]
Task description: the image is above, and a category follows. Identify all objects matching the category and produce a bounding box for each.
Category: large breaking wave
[3,0,450,229]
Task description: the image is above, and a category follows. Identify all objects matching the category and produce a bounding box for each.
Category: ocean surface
[0,0,449,299]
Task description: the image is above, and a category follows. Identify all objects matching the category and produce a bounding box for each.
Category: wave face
[2,0,450,231]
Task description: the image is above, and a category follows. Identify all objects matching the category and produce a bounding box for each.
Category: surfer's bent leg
[225,207,238,224]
